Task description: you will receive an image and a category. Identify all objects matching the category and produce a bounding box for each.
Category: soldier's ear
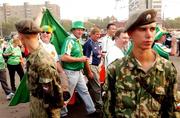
[127,31,132,38]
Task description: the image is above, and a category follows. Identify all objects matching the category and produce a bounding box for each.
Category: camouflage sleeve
[37,57,59,84]
[36,56,62,106]
[160,62,177,117]
[103,64,116,118]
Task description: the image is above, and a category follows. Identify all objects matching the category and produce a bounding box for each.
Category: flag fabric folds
[41,8,69,54]
[9,73,29,106]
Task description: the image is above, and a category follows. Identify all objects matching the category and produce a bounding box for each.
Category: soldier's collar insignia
[146,14,151,21]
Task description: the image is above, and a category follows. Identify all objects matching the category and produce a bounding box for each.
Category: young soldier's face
[129,22,156,50]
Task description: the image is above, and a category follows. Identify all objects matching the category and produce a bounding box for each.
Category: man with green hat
[103,9,178,117]
[153,26,177,59]
[71,21,85,31]
[61,21,98,117]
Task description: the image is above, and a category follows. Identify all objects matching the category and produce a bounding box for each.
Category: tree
[164,17,180,29]
[1,17,20,37]
[60,16,116,33]
[60,20,72,32]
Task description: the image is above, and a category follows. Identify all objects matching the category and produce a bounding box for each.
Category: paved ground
[0,72,29,118]
[0,56,180,118]
[170,56,180,90]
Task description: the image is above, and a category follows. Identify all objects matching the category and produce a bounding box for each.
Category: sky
[163,0,180,19]
[0,0,179,21]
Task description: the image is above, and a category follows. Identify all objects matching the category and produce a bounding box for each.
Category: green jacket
[61,35,84,71]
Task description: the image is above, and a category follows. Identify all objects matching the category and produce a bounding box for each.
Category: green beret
[15,19,41,34]
[124,9,157,32]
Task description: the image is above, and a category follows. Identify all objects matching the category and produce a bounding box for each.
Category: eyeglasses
[42,31,51,34]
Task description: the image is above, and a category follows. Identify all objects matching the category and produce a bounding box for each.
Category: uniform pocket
[155,86,165,95]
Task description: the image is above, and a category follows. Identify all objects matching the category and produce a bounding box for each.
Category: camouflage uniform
[27,44,62,118]
[103,52,177,118]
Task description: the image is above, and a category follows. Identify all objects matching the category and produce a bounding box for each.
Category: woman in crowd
[3,34,24,92]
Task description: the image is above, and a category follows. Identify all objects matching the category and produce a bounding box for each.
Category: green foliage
[1,17,20,37]
[86,16,113,29]
[60,20,72,32]
[61,16,115,32]
[164,17,180,28]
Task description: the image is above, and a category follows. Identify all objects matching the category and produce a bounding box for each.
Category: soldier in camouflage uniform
[103,9,178,118]
[15,19,63,118]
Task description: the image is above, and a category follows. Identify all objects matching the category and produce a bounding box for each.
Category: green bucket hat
[155,26,168,41]
[71,21,85,30]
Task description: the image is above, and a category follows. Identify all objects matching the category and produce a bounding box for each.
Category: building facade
[129,0,162,21]
[0,1,60,23]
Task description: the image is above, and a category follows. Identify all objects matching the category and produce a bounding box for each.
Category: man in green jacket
[61,21,98,117]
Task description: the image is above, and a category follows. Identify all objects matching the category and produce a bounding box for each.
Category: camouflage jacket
[27,44,62,118]
[103,52,177,118]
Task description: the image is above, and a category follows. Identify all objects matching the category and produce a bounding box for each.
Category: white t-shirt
[101,35,115,53]
[39,40,59,62]
[100,35,115,68]
[106,45,125,66]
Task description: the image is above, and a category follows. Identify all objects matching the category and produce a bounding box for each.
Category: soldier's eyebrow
[138,22,156,28]
[137,24,156,32]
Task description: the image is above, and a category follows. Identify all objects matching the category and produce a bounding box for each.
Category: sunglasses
[42,31,51,34]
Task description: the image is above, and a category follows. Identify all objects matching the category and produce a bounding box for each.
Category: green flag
[41,8,69,54]
[9,73,29,106]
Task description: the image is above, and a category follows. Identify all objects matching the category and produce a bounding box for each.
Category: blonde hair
[90,27,101,35]
[12,35,21,45]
